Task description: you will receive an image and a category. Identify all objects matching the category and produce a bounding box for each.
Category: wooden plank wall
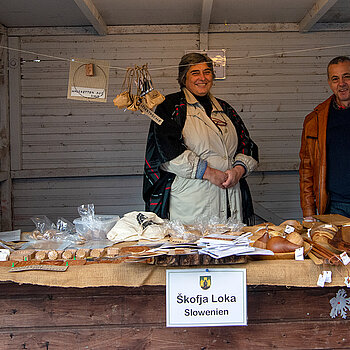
[8,30,350,230]
[0,283,349,349]
[13,176,144,229]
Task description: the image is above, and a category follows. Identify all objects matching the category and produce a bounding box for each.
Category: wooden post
[0,31,13,230]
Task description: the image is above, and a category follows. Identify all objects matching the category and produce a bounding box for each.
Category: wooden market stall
[0,0,349,231]
[1,1,350,349]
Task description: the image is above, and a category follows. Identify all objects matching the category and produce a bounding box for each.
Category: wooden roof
[0,0,350,35]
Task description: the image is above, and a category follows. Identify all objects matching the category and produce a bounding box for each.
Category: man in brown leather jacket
[299,56,350,221]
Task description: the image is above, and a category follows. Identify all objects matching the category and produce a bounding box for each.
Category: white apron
[161,88,243,224]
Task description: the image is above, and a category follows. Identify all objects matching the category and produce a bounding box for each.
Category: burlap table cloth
[0,260,348,288]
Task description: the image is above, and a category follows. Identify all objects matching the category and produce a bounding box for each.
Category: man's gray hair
[178,52,215,88]
[327,56,350,78]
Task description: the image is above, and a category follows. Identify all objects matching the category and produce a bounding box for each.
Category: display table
[1,259,350,349]
[0,259,348,288]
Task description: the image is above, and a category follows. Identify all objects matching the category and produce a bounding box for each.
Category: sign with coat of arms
[200,275,211,290]
[166,268,247,327]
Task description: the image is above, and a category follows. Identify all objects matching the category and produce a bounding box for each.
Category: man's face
[328,61,350,107]
[185,62,213,96]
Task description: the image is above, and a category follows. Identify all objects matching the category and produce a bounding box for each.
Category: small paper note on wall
[67,58,110,102]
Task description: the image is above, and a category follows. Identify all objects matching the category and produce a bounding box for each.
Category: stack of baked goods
[246,220,305,259]
[308,222,339,253]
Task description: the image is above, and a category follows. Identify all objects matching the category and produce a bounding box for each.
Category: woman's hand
[222,165,245,189]
[203,166,228,189]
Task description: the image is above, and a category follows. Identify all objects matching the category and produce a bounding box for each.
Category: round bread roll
[90,248,105,259]
[76,249,90,259]
[279,220,303,233]
[47,250,59,260]
[35,250,47,261]
[286,231,303,246]
[62,250,76,260]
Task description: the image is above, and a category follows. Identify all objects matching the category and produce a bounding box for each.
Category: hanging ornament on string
[330,288,350,319]
[113,64,165,125]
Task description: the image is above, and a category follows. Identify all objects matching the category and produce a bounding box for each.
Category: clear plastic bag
[165,220,203,242]
[192,215,245,235]
[73,204,120,241]
[165,216,246,242]
[30,215,58,240]
[29,215,77,243]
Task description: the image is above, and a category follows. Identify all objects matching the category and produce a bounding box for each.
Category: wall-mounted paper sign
[67,58,110,102]
[185,49,226,79]
[166,268,247,327]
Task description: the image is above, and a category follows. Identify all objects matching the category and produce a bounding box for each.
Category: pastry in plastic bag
[107,211,165,243]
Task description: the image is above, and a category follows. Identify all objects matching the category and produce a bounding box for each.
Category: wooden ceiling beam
[10,22,350,37]
[299,0,338,33]
[200,0,213,33]
[73,0,107,35]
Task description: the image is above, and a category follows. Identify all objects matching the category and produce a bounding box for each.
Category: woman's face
[185,62,213,96]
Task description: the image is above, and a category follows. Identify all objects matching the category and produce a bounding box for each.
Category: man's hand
[222,165,245,189]
[203,166,228,188]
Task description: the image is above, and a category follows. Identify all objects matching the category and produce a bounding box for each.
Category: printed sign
[166,268,247,327]
[70,86,106,99]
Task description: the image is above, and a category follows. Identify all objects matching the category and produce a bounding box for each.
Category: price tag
[323,271,332,283]
[344,277,350,288]
[139,103,164,125]
[0,249,10,261]
[284,225,295,234]
[340,252,350,265]
[317,273,325,287]
[294,247,304,261]
[307,228,312,239]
